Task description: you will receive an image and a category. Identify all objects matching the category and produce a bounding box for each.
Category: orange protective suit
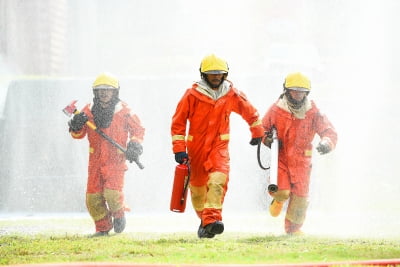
[262,99,337,233]
[171,80,264,226]
[70,101,144,232]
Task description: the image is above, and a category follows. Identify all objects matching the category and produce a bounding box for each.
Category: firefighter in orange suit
[68,73,145,237]
[261,72,337,235]
[171,54,265,238]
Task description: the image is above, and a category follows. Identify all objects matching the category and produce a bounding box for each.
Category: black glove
[68,112,88,132]
[249,137,262,146]
[262,131,274,148]
[126,141,143,163]
[316,140,331,155]
[174,152,188,164]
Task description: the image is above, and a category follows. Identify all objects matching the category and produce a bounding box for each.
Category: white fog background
[0,0,399,237]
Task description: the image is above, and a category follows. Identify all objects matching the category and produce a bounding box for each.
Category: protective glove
[262,131,274,148]
[249,137,262,146]
[316,140,331,155]
[174,152,188,164]
[126,141,143,163]
[68,112,88,132]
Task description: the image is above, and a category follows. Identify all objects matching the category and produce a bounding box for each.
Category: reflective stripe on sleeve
[172,135,185,142]
[220,134,230,141]
[251,119,262,127]
[304,150,312,156]
[71,131,83,138]
[130,136,143,142]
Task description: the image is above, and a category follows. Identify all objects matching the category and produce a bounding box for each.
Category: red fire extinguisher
[170,161,190,213]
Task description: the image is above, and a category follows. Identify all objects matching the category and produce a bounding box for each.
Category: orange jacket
[70,101,145,171]
[262,99,337,183]
[171,81,264,185]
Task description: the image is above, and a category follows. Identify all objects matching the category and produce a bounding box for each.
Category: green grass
[1,233,400,266]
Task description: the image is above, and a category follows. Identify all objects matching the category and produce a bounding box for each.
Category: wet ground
[0,211,399,239]
[0,212,279,237]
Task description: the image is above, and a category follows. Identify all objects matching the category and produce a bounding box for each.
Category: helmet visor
[93,85,118,90]
[287,87,309,92]
[202,70,228,74]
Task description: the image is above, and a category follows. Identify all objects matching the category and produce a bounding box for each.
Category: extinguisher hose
[181,160,191,204]
[257,142,270,170]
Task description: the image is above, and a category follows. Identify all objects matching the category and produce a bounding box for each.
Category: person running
[171,54,264,238]
[261,72,337,235]
[68,72,145,237]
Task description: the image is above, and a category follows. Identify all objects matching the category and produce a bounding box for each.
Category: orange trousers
[86,166,126,232]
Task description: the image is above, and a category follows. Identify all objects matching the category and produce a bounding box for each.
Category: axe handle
[130,157,145,170]
[72,110,144,169]
[94,126,145,170]
[95,128,127,153]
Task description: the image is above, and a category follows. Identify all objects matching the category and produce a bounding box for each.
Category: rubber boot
[111,208,126,233]
[269,199,284,217]
[197,221,224,238]
[113,216,126,233]
[205,221,224,235]
[197,223,215,239]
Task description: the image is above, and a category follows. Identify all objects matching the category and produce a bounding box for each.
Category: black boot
[197,223,215,238]
[113,216,126,233]
[205,221,224,235]
[197,221,224,238]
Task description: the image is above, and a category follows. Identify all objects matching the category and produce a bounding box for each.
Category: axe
[62,100,144,169]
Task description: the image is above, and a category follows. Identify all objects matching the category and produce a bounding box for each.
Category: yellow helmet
[200,54,229,74]
[92,72,119,89]
[284,72,311,91]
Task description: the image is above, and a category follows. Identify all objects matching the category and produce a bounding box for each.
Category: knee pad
[205,172,227,209]
[86,193,108,221]
[189,185,207,212]
[103,188,124,213]
[286,194,309,224]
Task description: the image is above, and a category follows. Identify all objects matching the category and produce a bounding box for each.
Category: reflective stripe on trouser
[190,171,227,226]
[285,194,309,230]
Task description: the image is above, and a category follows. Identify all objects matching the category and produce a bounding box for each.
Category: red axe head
[62,100,78,117]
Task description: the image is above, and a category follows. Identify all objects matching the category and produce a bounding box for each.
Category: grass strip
[1,233,399,265]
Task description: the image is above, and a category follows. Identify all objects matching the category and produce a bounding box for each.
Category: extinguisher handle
[175,152,188,164]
